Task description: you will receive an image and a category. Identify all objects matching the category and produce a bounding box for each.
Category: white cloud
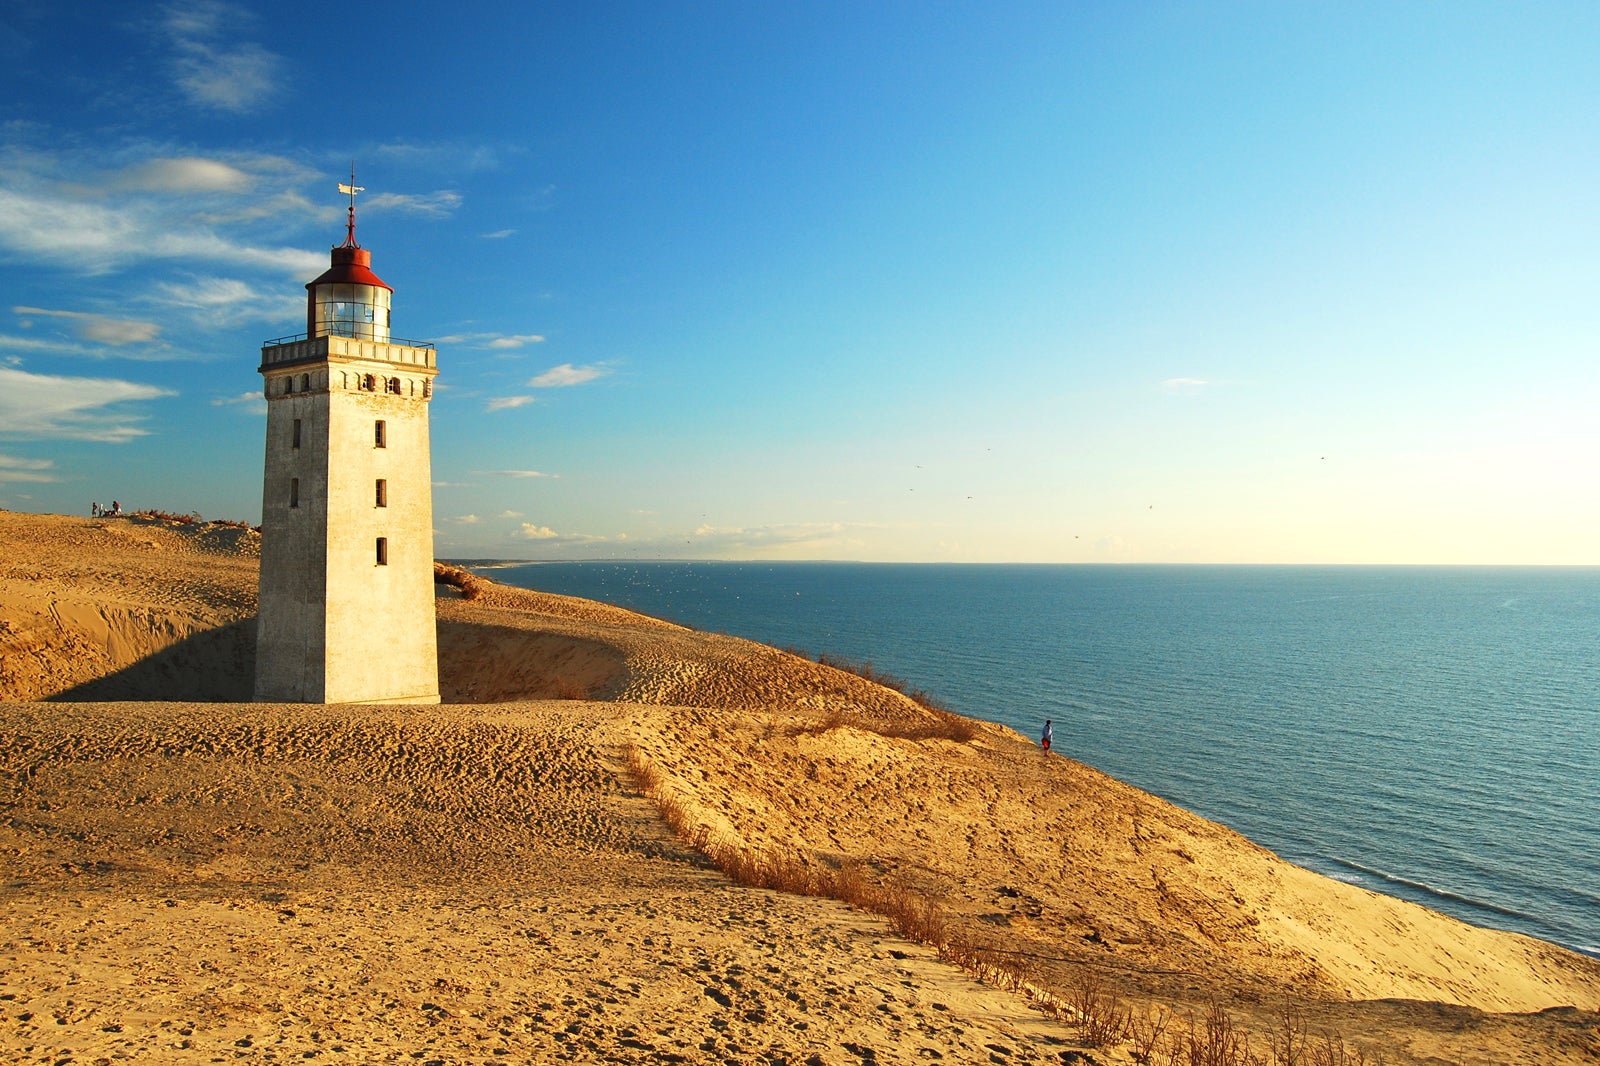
[497,510,522,519]
[0,366,174,442]
[13,306,161,345]
[0,454,57,484]
[0,183,323,278]
[0,328,182,363]
[364,191,463,218]
[164,2,283,113]
[452,514,481,524]
[154,276,256,307]
[0,145,327,281]
[680,521,855,555]
[481,229,515,239]
[487,396,537,412]
[528,362,609,388]
[520,524,559,540]
[113,157,252,194]
[486,334,545,349]
[435,331,545,351]
[153,276,303,325]
[211,391,265,415]
[483,469,554,478]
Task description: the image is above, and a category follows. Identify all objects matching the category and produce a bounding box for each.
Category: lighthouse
[253,178,441,704]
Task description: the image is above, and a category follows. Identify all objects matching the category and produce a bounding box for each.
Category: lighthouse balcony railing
[261,329,436,350]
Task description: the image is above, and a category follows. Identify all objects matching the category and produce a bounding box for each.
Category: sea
[474,561,1600,959]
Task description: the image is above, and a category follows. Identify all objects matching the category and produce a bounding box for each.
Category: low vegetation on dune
[623,743,1386,1066]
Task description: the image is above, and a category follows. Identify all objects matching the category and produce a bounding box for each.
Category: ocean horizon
[466,560,1600,960]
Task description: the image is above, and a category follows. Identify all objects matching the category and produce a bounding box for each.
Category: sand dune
[2,510,1598,1065]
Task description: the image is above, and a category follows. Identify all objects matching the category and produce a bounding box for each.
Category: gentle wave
[1330,858,1543,926]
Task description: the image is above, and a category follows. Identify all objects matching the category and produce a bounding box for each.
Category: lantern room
[306,244,393,342]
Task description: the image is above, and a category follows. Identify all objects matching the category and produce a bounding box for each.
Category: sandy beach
[2,509,1598,1065]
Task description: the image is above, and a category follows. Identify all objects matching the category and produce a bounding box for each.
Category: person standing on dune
[1041,719,1053,753]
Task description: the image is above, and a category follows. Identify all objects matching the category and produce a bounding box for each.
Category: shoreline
[471,556,1600,962]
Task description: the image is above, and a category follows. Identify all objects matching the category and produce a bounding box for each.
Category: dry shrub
[623,743,1128,1049]
[788,708,847,737]
[1128,1002,1380,1066]
[1268,1001,1308,1066]
[878,709,977,743]
[1265,1003,1379,1066]
[879,877,946,945]
[816,651,908,692]
[624,744,1384,1066]
[1068,971,1131,1049]
[1305,1029,1378,1066]
[433,562,486,600]
[129,508,200,525]
[786,704,976,744]
[1184,1002,1258,1066]
[549,677,592,700]
[1129,1004,1172,1064]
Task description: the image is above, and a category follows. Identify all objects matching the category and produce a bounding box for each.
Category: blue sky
[2,2,1596,563]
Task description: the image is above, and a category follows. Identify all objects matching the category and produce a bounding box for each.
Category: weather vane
[337,163,365,247]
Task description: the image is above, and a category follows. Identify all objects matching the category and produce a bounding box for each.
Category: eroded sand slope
[3,510,1598,1065]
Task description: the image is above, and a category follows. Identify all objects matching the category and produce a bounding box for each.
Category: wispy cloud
[14,306,161,345]
[435,331,545,350]
[364,190,462,218]
[0,454,57,484]
[112,156,253,194]
[487,334,544,349]
[152,276,302,325]
[528,362,610,388]
[481,229,515,240]
[211,390,265,415]
[0,326,182,363]
[371,141,505,173]
[1161,377,1209,391]
[677,521,859,556]
[487,396,537,412]
[451,514,481,524]
[0,162,324,277]
[163,1,283,113]
[482,469,555,479]
[0,366,174,442]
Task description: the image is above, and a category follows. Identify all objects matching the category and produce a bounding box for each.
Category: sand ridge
[2,509,1599,1065]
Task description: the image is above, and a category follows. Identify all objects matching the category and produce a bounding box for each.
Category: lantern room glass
[312,283,392,342]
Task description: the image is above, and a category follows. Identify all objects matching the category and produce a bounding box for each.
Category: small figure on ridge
[1041,719,1053,754]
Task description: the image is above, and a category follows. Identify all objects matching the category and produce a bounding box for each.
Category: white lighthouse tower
[254,178,440,704]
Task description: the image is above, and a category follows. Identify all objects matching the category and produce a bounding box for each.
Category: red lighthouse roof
[306,244,393,293]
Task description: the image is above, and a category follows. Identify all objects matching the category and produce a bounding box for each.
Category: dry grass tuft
[785,702,977,745]
[127,508,200,525]
[624,744,1383,1066]
[123,508,256,529]
[1123,1001,1382,1066]
[1066,970,1131,1048]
